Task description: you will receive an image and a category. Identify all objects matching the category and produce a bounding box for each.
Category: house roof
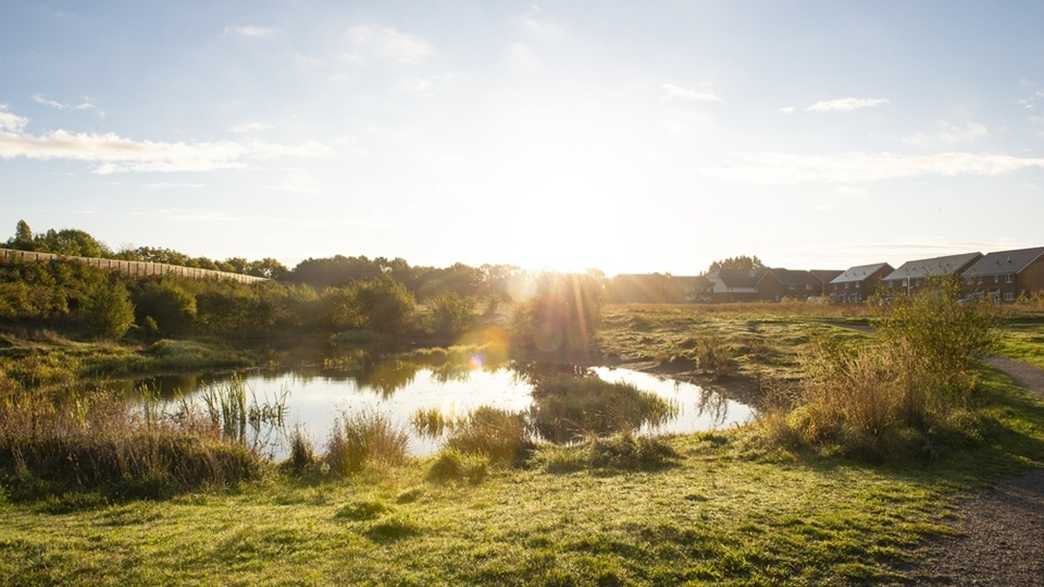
[830,263,893,284]
[961,247,1044,278]
[706,269,761,293]
[771,268,819,289]
[882,252,983,282]
[809,270,843,285]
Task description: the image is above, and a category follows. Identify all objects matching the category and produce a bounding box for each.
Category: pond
[92,350,755,459]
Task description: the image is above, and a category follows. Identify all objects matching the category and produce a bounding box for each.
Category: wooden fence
[0,248,268,284]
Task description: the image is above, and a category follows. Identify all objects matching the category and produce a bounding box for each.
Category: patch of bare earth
[911,357,1044,586]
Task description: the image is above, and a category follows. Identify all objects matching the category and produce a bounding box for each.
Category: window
[1004,292,1016,302]
[1006,274,1015,284]
[994,275,1000,284]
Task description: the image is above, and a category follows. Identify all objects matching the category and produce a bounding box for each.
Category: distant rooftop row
[698,246,1044,304]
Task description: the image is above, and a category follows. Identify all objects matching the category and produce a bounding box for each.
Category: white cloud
[805,97,889,112]
[0,107,332,174]
[0,105,28,131]
[701,151,1044,184]
[345,25,432,65]
[779,106,796,114]
[507,42,541,70]
[228,121,274,134]
[661,83,723,103]
[144,182,206,190]
[271,168,321,193]
[224,25,277,38]
[32,94,96,111]
[905,121,990,146]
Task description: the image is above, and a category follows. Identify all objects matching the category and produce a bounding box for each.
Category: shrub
[335,497,391,520]
[327,276,417,337]
[587,432,680,470]
[83,282,135,339]
[762,280,999,460]
[527,376,677,443]
[324,411,408,476]
[430,293,476,338]
[133,281,197,337]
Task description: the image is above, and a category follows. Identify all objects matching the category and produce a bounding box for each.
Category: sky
[2,1,1044,276]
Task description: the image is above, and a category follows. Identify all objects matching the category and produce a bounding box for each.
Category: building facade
[960,247,1044,303]
[828,263,894,303]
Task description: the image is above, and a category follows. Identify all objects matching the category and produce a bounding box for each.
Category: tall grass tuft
[443,407,531,464]
[759,279,998,460]
[411,408,448,438]
[0,389,262,499]
[695,335,735,378]
[324,410,408,476]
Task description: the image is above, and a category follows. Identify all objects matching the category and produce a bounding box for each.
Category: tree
[708,255,764,274]
[327,276,416,336]
[84,282,135,339]
[13,220,33,248]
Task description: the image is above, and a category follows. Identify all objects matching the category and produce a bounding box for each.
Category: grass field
[1,303,1043,584]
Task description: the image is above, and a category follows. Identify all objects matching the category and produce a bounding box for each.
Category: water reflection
[85,348,754,458]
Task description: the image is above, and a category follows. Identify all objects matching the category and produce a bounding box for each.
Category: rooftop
[961,247,1044,278]
[882,252,983,281]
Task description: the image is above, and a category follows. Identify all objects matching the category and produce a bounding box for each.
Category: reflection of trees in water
[692,385,732,425]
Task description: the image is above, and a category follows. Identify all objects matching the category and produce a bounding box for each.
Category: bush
[327,276,416,337]
[536,433,679,472]
[762,280,999,460]
[83,282,135,339]
[133,281,197,337]
[430,293,476,338]
[324,411,408,476]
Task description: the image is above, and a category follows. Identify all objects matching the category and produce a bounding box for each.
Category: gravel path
[912,357,1044,586]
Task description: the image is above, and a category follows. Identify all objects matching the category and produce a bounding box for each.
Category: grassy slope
[1,305,1043,584]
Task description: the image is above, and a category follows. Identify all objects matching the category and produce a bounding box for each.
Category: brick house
[960,247,1044,303]
[705,268,784,302]
[828,263,894,303]
[771,268,834,299]
[809,270,843,297]
[881,252,982,296]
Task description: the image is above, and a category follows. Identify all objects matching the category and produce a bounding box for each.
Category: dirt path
[912,357,1044,586]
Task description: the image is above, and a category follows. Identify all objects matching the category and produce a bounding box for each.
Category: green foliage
[429,293,476,338]
[13,220,32,248]
[83,282,134,339]
[763,280,1000,460]
[327,277,416,337]
[132,281,197,337]
[287,427,317,474]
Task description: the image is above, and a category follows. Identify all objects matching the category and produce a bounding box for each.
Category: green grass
[995,320,1044,369]
[597,304,872,382]
[0,367,1040,584]
[0,334,253,389]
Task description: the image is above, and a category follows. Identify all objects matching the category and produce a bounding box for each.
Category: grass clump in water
[324,410,408,476]
[443,407,530,464]
[528,375,677,443]
[411,408,448,438]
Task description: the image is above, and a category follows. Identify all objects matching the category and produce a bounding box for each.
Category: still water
[108,353,755,459]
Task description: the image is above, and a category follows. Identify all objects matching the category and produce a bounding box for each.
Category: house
[960,246,1044,303]
[809,270,843,297]
[770,268,845,299]
[828,263,894,303]
[881,252,983,296]
[771,268,825,299]
[705,268,784,302]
